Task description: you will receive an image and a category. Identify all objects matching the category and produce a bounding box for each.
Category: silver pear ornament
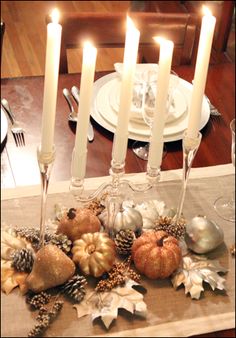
[185,216,224,254]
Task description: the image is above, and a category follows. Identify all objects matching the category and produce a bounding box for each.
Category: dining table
[1,61,235,337]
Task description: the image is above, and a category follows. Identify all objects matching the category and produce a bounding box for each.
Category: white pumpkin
[99,206,143,236]
[135,200,165,230]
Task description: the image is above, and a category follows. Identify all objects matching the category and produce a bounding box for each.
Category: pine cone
[14,227,54,251]
[154,216,186,239]
[61,275,87,302]
[115,229,135,255]
[50,234,72,254]
[11,248,34,272]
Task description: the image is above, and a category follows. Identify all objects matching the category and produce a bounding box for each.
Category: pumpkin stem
[87,244,96,254]
[156,235,168,246]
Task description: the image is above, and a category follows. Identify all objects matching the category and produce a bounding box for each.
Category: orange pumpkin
[57,208,101,241]
[131,230,182,279]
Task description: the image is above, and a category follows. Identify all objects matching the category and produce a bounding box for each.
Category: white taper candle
[112,16,140,165]
[148,38,174,169]
[71,41,97,180]
[187,6,216,138]
[41,9,62,154]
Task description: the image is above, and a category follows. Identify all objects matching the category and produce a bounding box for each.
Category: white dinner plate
[1,108,8,143]
[91,73,210,142]
[97,79,188,133]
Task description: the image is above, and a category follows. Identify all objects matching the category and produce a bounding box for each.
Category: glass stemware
[214,118,235,222]
[132,70,179,160]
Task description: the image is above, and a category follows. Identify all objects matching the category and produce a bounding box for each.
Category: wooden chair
[46,12,198,73]
[182,1,235,63]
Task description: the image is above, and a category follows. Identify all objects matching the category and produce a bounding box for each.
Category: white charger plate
[1,108,8,143]
[91,73,210,142]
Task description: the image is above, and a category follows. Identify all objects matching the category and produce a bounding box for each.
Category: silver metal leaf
[171,255,227,299]
[74,279,147,329]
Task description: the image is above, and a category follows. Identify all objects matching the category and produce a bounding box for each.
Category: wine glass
[214,118,235,222]
[132,70,179,160]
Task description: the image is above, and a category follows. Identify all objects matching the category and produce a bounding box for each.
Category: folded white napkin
[114,63,159,82]
[113,63,181,124]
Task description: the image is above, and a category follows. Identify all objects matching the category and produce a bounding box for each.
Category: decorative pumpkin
[26,244,76,292]
[57,207,101,241]
[72,232,116,277]
[99,206,143,236]
[134,200,165,230]
[131,230,182,279]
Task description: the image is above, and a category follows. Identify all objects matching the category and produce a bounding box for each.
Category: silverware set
[63,86,94,142]
[1,98,25,146]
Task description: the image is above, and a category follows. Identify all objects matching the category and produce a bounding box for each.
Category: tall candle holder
[70,149,160,237]
[37,145,56,247]
[173,131,202,224]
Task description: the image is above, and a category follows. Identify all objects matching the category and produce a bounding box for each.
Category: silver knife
[71,86,94,142]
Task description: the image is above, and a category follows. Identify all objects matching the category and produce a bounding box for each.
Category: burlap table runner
[1,164,235,337]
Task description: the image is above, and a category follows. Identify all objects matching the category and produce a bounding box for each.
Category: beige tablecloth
[1,164,235,337]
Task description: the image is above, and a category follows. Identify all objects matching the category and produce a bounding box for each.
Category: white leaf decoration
[1,229,33,261]
[171,255,227,299]
[74,279,147,329]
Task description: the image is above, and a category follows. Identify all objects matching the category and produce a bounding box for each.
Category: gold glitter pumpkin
[131,230,182,279]
[72,232,116,277]
[57,207,101,241]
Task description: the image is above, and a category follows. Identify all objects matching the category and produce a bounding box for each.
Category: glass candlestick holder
[37,145,56,247]
[173,130,202,224]
[69,148,161,237]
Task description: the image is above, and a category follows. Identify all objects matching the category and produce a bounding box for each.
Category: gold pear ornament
[26,244,75,292]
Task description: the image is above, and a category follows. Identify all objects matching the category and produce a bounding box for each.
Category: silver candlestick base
[173,130,202,224]
[37,145,56,248]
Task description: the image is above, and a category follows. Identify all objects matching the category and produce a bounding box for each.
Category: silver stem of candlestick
[37,145,56,248]
[174,130,202,224]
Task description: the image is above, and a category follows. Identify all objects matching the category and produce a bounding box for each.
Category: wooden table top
[1,62,235,337]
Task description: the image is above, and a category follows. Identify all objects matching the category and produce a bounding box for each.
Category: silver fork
[1,98,25,146]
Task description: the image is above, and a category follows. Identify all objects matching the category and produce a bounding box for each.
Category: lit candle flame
[83,40,93,49]
[82,40,97,64]
[127,15,137,31]
[203,6,212,16]
[153,36,174,50]
[153,36,165,44]
[51,8,60,24]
